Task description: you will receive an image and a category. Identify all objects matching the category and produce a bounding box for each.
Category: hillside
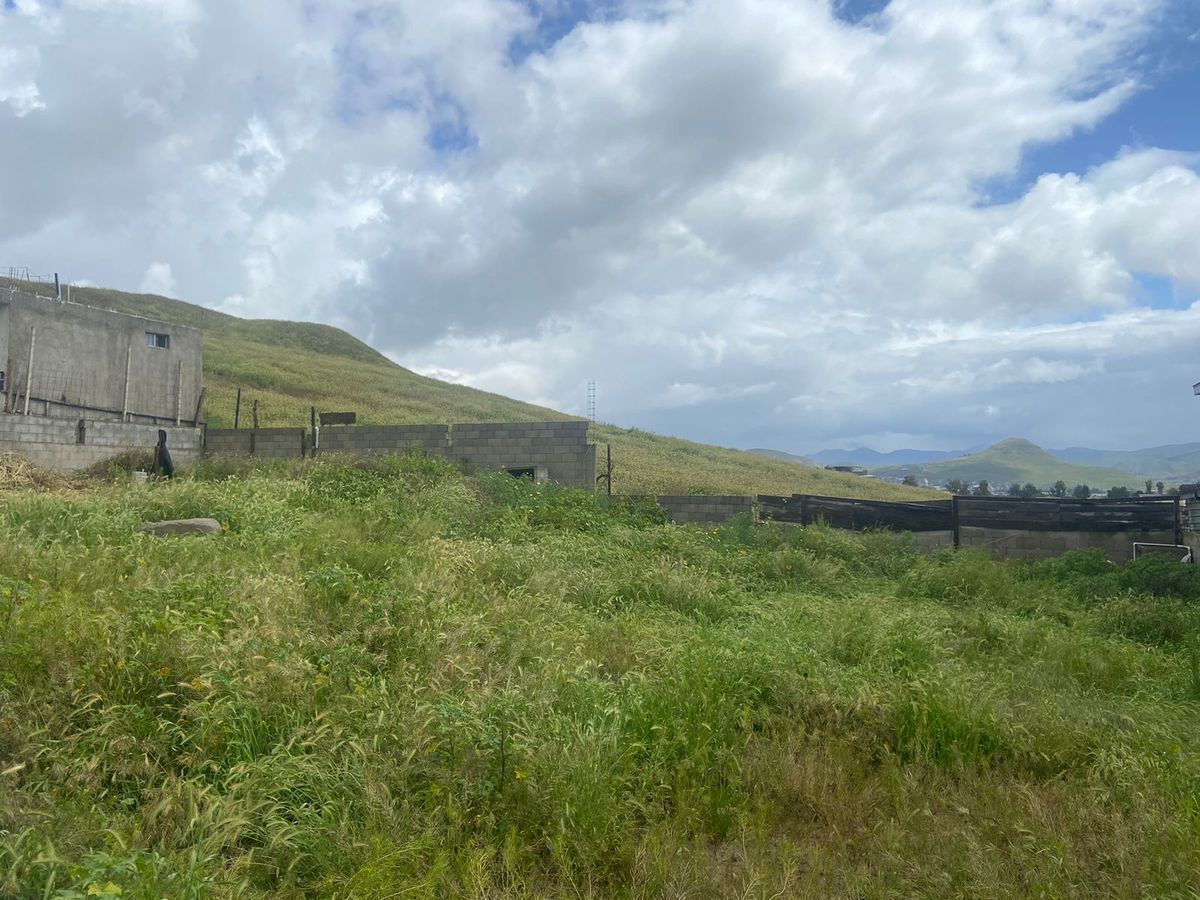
[810,447,974,467]
[8,279,937,500]
[746,447,817,465]
[873,438,1139,489]
[1054,442,1200,484]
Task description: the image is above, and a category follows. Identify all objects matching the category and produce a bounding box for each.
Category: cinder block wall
[450,421,595,489]
[958,526,1178,564]
[203,428,306,458]
[0,415,201,472]
[654,495,755,525]
[318,424,448,457]
[202,420,597,490]
[908,531,956,553]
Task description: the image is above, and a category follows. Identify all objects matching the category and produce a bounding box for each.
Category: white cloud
[139,261,176,296]
[0,0,1197,453]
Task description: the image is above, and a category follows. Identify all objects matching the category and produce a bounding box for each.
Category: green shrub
[1093,596,1200,646]
[898,551,1017,608]
[1117,555,1200,600]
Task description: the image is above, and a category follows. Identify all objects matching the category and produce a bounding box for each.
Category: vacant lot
[2,456,1199,897]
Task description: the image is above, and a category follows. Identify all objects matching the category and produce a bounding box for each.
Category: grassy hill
[10,280,937,500]
[1056,442,1200,484]
[746,447,817,465]
[872,438,1139,489]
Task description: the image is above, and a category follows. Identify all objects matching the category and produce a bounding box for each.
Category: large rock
[140,518,222,537]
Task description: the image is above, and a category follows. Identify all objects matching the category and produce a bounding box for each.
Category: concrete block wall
[202,420,597,490]
[958,526,1178,564]
[450,421,595,489]
[203,428,306,458]
[908,531,956,553]
[0,414,201,472]
[318,424,448,457]
[654,495,755,525]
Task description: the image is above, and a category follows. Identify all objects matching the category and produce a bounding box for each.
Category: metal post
[606,443,612,498]
[22,326,35,415]
[192,386,206,427]
[175,359,183,426]
[121,346,132,422]
[234,387,242,429]
[952,496,961,549]
[310,406,317,457]
[252,398,259,430]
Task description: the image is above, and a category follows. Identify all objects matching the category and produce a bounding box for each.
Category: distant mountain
[808,447,969,467]
[872,438,1139,489]
[747,448,817,466]
[1050,442,1200,483]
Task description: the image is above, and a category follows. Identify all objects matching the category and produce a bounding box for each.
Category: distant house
[824,464,868,476]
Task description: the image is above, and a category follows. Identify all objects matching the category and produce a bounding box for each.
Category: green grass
[873,437,1139,490]
[9,280,936,501]
[2,460,1199,897]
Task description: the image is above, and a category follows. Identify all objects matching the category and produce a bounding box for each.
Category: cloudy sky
[2,0,1198,453]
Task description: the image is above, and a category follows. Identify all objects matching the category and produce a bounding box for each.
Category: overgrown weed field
[2,456,1200,897]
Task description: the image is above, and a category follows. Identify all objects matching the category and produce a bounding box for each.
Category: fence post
[120,344,131,422]
[952,496,960,549]
[22,326,35,415]
[800,494,810,526]
[1175,496,1183,548]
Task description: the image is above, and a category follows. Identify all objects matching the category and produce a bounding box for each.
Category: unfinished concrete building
[0,286,204,470]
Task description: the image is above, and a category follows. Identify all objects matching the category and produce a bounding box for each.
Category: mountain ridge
[872,437,1139,489]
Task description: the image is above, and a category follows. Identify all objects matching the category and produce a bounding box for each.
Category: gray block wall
[908,531,956,553]
[0,415,201,472]
[204,428,307,458]
[449,421,595,489]
[957,526,1178,564]
[318,424,448,456]
[654,495,755,525]
[202,420,598,490]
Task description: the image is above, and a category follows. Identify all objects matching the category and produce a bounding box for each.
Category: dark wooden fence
[955,496,1178,533]
[758,493,1181,545]
[757,494,954,531]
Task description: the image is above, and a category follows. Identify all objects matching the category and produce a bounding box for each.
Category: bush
[898,551,1017,608]
[1116,555,1200,600]
[1093,595,1200,646]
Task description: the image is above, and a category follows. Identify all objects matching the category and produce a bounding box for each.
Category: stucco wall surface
[1,289,202,424]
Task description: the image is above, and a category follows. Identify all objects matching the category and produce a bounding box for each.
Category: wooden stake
[234,387,242,429]
[252,398,259,430]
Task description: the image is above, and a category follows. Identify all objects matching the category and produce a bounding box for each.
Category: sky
[1,0,1198,454]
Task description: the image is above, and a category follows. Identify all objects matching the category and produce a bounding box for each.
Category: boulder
[140,518,222,537]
